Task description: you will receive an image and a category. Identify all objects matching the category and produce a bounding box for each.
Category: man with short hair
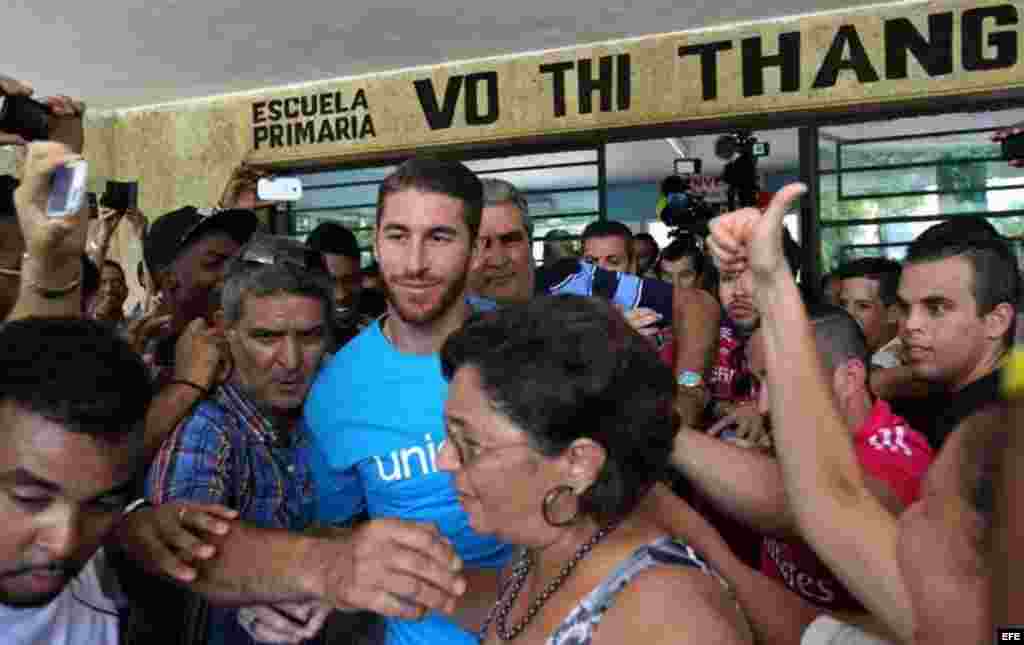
[894,230,1017,446]
[468,179,534,306]
[306,221,386,348]
[0,318,152,644]
[658,234,705,291]
[869,221,1019,447]
[836,258,902,368]
[147,238,333,644]
[306,221,363,313]
[581,219,635,273]
[672,304,932,617]
[146,234,465,644]
[305,158,509,645]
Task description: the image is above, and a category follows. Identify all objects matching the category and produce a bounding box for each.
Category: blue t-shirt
[304,320,511,645]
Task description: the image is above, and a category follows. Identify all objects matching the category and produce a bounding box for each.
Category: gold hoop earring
[542,485,579,527]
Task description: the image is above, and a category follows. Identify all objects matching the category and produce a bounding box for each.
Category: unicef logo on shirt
[374,434,445,481]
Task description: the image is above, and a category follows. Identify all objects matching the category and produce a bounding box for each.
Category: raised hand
[174,317,227,390]
[13,142,89,268]
[706,183,806,280]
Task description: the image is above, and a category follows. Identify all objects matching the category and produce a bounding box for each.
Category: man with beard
[0,318,151,644]
[304,158,511,645]
[708,264,764,434]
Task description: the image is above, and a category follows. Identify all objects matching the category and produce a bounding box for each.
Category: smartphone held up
[101,180,139,211]
[47,160,88,217]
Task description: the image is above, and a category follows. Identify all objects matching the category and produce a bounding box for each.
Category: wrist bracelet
[167,379,210,397]
[25,274,82,299]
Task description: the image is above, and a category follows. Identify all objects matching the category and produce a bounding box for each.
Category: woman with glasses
[437,295,751,645]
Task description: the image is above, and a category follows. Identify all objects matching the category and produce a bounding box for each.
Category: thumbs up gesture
[707,183,806,281]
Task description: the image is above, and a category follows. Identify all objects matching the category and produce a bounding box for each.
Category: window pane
[295,166,396,187]
[532,215,597,239]
[839,130,1001,170]
[821,217,1024,270]
[527,190,599,217]
[839,160,1024,199]
[298,184,380,209]
[481,166,597,192]
[819,136,838,172]
[820,174,1024,222]
[293,208,377,234]
[466,150,596,173]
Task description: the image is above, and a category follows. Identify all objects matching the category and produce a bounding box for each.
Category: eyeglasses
[445,428,530,468]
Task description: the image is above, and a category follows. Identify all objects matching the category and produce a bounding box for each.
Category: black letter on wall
[678,41,734,100]
[812,25,881,89]
[742,32,801,97]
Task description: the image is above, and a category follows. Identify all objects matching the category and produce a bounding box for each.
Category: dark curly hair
[441,295,679,525]
[0,317,153,439]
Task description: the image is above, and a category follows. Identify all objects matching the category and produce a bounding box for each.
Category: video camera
[658,157,715,238]
[716,130,769,210]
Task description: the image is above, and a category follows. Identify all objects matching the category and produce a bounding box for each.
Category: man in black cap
[143,206,260,336]
[137,205,260,460]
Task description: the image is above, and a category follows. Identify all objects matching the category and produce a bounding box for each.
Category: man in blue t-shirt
[304,158,512,645]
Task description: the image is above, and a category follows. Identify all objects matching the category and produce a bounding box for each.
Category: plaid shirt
[145,382,316,528]
[145,383,318,645]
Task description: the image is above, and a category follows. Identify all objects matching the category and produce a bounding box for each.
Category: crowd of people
[0,72,1020,645]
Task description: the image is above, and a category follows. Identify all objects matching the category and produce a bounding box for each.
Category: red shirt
[708,321,757,406]
[760,400,933,611]
[651,327,676,370]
